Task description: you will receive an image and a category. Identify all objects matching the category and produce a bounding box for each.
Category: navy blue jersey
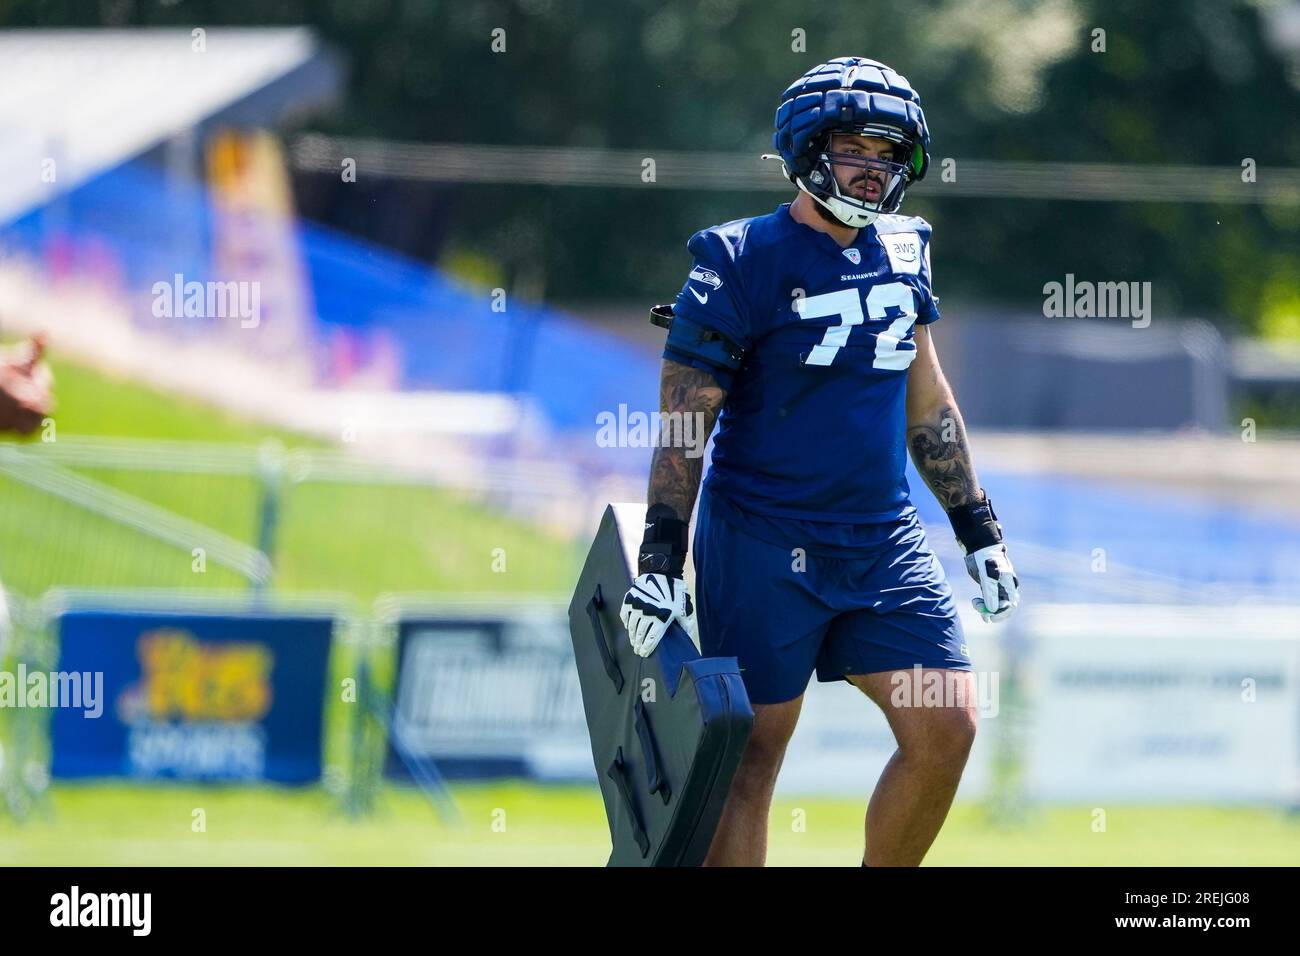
[664,202,940,552]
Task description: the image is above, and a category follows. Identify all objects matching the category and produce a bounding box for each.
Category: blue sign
[51,608,334,783]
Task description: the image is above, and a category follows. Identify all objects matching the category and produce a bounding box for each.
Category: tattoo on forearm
[907,403,982,510]
[647,359,726,520]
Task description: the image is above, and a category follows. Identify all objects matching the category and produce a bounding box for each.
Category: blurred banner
[379,602,1300,803]
[50,607,333,782]
[1022,605,1300,803]
[386,611,590,781]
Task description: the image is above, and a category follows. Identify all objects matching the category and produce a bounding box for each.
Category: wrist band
[639,503,689,576]
[947,492,1002,554]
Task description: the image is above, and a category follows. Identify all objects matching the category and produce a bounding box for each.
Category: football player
[621,57,1019,866]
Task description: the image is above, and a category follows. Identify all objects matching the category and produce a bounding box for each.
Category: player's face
[828,133,898,205]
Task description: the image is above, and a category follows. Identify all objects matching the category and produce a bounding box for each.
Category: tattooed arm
[906,325,1021,623]
[647,358,727,521]
[905,324,983,510]
[620,357,725,656]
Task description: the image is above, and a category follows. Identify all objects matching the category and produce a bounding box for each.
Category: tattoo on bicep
[907,403,981,509]
[647,360,726,520]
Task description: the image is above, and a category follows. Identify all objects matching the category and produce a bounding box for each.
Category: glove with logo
[947,492,1020,623]
[620,504,699,657]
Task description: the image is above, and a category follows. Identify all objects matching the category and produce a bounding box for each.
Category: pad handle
[607,748,650,858]
[586,585,625,694]
[635,698,671,804]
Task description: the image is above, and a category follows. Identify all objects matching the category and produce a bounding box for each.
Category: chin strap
[808,187,878,228]
[760,153,885,229]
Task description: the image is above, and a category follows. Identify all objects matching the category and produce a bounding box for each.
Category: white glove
[964,544,1020,623]
[619,573,698,657]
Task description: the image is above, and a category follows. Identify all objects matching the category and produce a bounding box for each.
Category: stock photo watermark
[596,404,710,458]
[1043,274,1151,328]
[151,274,262,328]
[49,886,151,936]
[889,665,1000,718]
[0,666,104,718]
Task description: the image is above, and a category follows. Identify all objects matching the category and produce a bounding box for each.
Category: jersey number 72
[794,282,919,370]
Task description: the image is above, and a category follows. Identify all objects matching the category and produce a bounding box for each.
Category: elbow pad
[651,304,745,376]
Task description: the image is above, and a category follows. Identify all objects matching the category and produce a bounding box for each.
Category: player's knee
[947,706,978,757]
[904,706,977,770]
[733,727,794,790]
[934,707,978,767]
[737,731,789,779]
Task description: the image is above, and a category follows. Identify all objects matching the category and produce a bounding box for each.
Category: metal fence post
[255,439,285,591]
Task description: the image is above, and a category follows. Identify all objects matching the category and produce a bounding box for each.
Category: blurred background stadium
[1,0,1299,866]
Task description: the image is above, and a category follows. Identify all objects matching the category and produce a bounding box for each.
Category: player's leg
[847,668,976,866]
[816,509,975,865]
[692,488,834,866]
[703,693,803,867]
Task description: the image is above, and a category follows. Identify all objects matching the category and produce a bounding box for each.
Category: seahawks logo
[688,266,723,290]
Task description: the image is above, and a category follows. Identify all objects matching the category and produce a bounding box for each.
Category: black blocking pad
[567,504,754,867]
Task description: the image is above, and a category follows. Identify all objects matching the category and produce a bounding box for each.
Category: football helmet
[767,56,931,228]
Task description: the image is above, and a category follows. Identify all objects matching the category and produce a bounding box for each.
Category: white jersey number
[795,281,919,369]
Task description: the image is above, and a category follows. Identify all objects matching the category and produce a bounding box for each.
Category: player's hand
[619,572,698,657]
[964,544,1020,623]
[0,335,54,435]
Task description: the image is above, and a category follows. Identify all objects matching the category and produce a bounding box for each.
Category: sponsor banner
[50,608,334,783]
[1021,605,1300,802]
[383,603,1300,802]
[385,605,998,797]
[386,613,591,780]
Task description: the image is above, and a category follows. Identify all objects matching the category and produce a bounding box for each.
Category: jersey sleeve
[663,228,752,390]
[915,220,942,325]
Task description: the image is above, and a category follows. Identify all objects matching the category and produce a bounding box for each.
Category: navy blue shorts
[693,490,970,705]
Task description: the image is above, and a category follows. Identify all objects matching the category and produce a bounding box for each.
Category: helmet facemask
[797,126,920,228]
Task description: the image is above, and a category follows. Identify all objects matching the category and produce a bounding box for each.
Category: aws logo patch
[882,232,922,275]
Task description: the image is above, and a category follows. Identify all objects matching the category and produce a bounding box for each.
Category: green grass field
[2,782,1297,866]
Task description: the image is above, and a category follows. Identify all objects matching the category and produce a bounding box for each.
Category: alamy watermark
[0,666,103,718]
[152,273,261,328]
[1043,274,1151,328]
[596,404,709,458]
[50,886,151,936]
[890,665,1000,718]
